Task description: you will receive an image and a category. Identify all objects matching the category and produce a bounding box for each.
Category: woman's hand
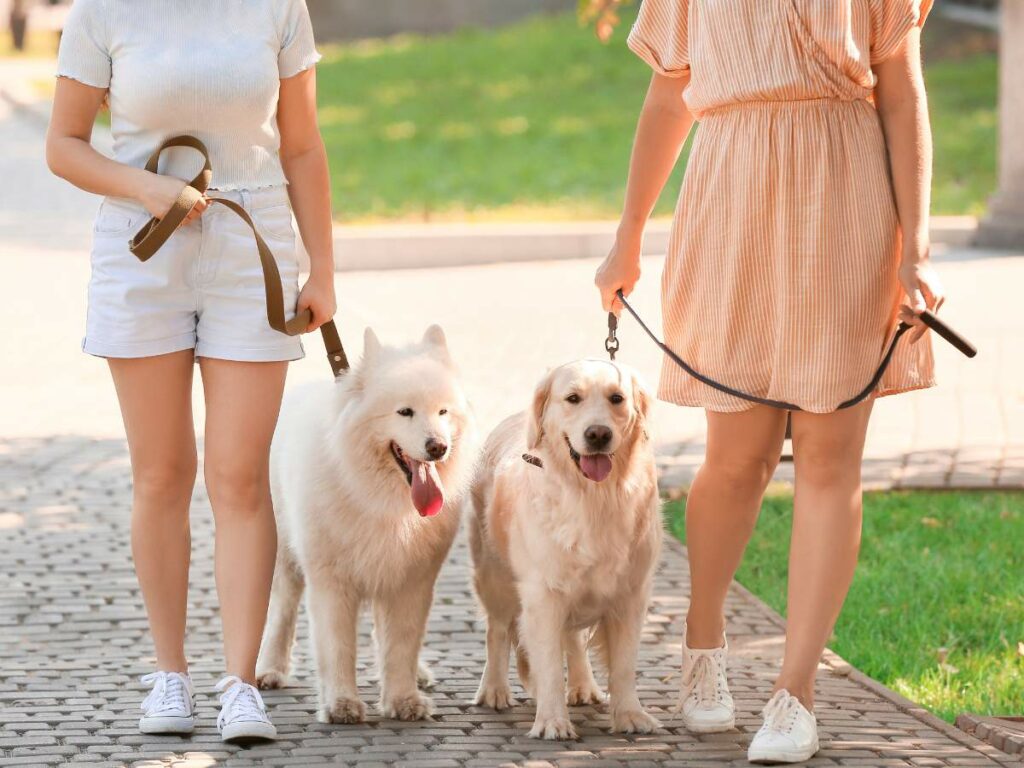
[297,270,337,332]
[595,231,643,314]
[137,172,209,226]
[898,251,945,342]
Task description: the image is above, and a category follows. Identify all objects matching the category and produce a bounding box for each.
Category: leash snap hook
[605,311,620,361]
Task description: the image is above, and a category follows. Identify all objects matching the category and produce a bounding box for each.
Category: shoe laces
[216,675,268,727]
[141,671,190,715]
[760,690,801,735]
[681,652,724,706]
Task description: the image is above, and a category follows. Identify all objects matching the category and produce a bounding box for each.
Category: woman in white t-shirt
[46,0,335,742]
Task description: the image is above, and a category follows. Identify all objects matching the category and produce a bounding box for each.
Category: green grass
[926,53,998,217]
[315,11,996,223]
[666,491,1024,722]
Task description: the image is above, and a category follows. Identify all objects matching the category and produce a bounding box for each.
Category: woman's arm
[277,67,336,331]
[595,71,695,313]
[874,29,944,340]
[45,78,207,223]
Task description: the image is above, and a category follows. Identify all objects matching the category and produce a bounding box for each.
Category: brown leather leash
[609,289,976,411]
[129,135,349,378]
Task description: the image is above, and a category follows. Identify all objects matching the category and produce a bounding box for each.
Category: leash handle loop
[129,135,349,377]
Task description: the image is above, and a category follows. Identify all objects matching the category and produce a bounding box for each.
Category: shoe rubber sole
[220,720,277,744]
[747,737,820,764]
[139,715,195,735]
[682,715,735,734]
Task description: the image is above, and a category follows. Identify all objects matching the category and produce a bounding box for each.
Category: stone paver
[1,436,1020,768]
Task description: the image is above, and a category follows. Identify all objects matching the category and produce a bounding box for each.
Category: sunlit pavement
[1,68,1021,767]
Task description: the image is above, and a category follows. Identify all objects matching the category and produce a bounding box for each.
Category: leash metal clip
[605,312,620,361]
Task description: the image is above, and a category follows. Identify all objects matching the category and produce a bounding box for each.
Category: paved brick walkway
[1,436,1020,768]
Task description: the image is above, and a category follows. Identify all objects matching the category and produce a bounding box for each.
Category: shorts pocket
[253,202,296,241]
[93,199,146,237]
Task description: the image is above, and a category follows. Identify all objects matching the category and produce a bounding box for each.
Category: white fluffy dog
[256,325,476,723]
[468,359,662,739]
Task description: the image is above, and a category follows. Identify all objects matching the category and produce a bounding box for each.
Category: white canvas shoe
[139,671,195,735]
[747,689,819,764]
[215,675,277,743]
[677,629,735,733]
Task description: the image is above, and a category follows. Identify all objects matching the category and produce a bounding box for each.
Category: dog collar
[522,453,544,469]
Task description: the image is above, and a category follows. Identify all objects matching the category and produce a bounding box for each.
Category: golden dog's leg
[522,593,576,740]
[307,580,365,724]
[603,602,660,734]
[255,546,304,689]
[373,580,435,721]
[474,615,516,710]
[565,629,604,706]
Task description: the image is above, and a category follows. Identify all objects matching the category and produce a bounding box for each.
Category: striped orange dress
[628,0,936,413]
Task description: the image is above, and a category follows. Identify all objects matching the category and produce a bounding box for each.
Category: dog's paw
[566,680,605,706]
[610,707,660,734]
[528,715,578,740]
[474,681,516,711]
[382,692,434,721]
[255,669,288,690]
[417,662,436,690]
[318,696,367,724]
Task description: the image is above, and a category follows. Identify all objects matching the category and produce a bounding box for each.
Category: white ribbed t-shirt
[56,0,322,190]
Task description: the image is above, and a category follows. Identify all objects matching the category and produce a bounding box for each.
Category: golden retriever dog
[468,359,662,739]
[255,326,477,723]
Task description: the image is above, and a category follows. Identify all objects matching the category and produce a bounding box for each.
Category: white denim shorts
[84,185,305,362]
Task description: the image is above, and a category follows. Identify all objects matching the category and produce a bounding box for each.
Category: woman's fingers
[179,195,210,228]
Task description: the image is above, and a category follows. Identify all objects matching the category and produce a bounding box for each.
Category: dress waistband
[699,97,871,118]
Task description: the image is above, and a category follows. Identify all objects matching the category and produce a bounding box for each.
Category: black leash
[609,289,976,411]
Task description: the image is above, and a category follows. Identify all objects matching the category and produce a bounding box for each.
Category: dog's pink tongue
[409,459,445,517]
[580,454,613,482]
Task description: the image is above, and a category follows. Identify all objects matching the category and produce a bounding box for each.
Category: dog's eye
[609,393,625,405]
[439,409,448,416]
[397,407,414,417]
[565,393,581,404]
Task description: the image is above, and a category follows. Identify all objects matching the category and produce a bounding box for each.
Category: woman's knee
[700,451,778,495]
[132,453,198,505]
[794,441,861,488]
[204,459,271,516]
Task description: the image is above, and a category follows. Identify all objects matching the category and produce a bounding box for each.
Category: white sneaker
[747,689,819,764]
[677,629,735,733]
[215,675,277,743]
[139,671,195,735]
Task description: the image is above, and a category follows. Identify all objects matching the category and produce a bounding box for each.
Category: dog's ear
[362,327,382,366]
[422,324,452,364]
[527,369,554,450]
[631,370,651,437]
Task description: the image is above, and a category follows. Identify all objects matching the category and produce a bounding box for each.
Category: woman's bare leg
[775,399,873,708]
[109,350,197,673]
[685,406,789,648]
[199,358,287,683]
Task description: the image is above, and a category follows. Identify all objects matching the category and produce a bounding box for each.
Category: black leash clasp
[605,311,620,361]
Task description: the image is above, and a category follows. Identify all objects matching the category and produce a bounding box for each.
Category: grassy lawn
[666,491,1024,723]
[315,12,997,223]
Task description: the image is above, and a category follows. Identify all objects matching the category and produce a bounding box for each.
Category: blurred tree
[578,0,632,41]
[10,0,28,51]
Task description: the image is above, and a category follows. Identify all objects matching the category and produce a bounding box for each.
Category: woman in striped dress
[595,0,942,762]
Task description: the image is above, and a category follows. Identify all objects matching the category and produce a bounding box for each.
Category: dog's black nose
[425,437,448,461]
[584,425,613,450]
